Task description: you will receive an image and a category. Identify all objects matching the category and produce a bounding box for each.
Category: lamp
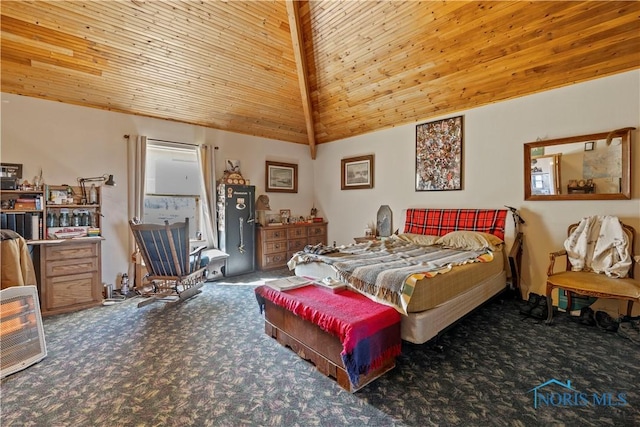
[255,194,271,226]
[77,174,116,205]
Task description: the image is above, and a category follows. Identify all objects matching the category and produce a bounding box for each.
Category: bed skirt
[401,270,507,344]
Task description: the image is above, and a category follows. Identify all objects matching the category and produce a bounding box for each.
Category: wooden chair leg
[138,295,159,308]
[545,284,554,325]
[177,284,203,302]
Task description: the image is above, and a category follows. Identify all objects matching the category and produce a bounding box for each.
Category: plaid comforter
[288,239,494,315]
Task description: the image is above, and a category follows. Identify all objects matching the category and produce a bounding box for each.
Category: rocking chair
[129,217,207,308]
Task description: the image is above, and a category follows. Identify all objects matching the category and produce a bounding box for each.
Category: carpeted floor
[1,269,639,426]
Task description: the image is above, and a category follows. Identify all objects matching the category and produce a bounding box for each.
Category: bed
[288,208,514,344]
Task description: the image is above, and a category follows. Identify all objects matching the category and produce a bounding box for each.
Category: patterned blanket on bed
[288,239,494,315]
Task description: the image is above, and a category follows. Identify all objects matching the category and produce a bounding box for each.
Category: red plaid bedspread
[404,208,507,240]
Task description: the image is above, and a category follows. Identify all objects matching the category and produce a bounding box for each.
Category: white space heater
[1,285,47,378]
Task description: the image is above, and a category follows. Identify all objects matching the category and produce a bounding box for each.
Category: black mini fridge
[217,184,256,277]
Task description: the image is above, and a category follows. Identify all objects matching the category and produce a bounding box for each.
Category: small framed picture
[266,213,282,225]
[225,159,240,173]
[341,155,374,190]
[266,161,297,193]
[1,163,23,179]
[584,141,595,151]
[279,209,291,223]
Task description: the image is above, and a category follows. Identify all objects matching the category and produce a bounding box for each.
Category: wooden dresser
[31,238,103,316]
[256,222,327,270]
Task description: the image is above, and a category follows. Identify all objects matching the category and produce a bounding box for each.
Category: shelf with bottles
[44,185,102,239]
[45,184,101,208]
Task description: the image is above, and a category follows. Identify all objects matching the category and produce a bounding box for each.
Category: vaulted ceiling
[2,1,639,157]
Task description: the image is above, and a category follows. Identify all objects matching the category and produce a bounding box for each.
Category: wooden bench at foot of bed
[255,285,402,393]
[262,299,396,392]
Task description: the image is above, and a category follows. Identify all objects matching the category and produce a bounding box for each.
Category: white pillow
[435,231,504,251]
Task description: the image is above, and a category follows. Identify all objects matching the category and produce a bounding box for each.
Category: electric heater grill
[1,285,47,378]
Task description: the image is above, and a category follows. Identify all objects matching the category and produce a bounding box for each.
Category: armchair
[545,220,639,324]
[129,218,207,308]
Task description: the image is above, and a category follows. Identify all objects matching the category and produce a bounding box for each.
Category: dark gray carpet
[2,270,639,426]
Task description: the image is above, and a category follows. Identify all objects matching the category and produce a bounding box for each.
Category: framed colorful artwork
[415,116,463,191]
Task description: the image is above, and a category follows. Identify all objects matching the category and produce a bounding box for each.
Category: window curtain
[198,144,218,248]
[127,135,147,277]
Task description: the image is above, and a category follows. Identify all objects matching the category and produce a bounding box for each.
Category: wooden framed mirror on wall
[524,128,634,201]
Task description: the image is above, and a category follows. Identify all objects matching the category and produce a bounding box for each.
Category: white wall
[2,70,639,300]
[1,95,314,286]
[313,70,640,300]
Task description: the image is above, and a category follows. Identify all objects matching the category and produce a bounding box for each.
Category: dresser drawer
[263,229,287,241]
[307,225,326,237]
[264,241,287,255]
[46,257,99,277]
[45,273,97,309]
[262,253,288,269]
[287,227,306,239]
[45,242,98,261]
[288,238,307,252]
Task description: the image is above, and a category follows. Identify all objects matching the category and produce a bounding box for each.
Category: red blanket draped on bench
[255,285,402,386]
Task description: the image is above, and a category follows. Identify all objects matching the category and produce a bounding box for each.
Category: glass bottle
[89,184,97,204]
[59,209,70,227]
[80,211,89,226]
[46,211,56,227]
[121,273,129,295]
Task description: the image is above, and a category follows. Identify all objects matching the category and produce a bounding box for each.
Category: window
[143,142,203,239]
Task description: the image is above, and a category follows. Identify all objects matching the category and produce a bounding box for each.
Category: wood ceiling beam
[286,0,316,159]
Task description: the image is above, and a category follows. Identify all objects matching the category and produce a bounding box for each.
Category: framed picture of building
[341,155,374,190]
[266,161,297,193]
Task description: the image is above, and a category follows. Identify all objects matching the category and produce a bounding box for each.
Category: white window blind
[143,141,202,239]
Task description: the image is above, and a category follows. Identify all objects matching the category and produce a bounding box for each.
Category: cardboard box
[14,201,36,210]
[47,227,88,239]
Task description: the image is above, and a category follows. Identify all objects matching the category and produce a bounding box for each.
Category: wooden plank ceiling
[2,1,639,156]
